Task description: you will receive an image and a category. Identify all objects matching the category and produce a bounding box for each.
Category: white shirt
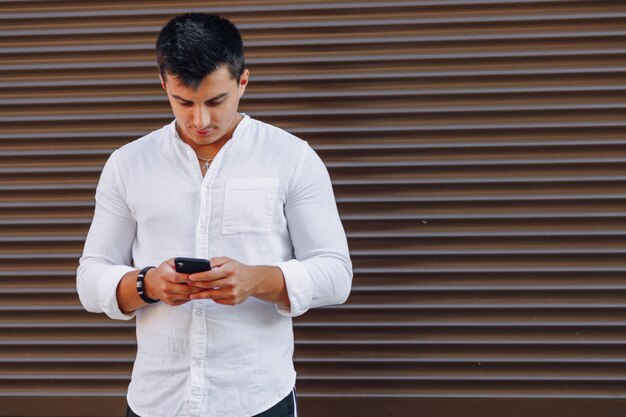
[76,115,352,417]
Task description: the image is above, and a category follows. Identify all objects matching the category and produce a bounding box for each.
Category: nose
[193,107,211,129]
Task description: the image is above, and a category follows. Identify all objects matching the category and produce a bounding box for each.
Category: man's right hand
[144,258,206,306]
[117,258,207,313]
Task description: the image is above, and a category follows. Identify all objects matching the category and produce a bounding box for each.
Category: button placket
[188,139,238,415]
[195,182,209,258]
[195,155,220,260]
[188,303,206,415]
[188,152,223,416]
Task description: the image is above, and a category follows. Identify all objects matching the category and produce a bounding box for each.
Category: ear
[238,69,250,97]
[158,74,167,91]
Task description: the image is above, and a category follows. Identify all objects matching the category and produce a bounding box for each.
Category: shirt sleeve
[275,144,353,317]
[76,153,137,320]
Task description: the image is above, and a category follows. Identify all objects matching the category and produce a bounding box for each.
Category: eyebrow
[172,93,228,103]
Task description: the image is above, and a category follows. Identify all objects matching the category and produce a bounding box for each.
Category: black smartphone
[174,257,212,274]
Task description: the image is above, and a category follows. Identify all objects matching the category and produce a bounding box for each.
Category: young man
[76,13,352,417]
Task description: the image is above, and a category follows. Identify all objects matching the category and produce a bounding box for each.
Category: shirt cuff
[97,264,137,320]
[275,259,313,317]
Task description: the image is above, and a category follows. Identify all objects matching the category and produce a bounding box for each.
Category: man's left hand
[186,257,260,305]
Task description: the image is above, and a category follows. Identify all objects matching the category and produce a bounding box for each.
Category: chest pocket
[222,178,280,235]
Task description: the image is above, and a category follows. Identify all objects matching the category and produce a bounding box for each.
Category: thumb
[209,256,231,268]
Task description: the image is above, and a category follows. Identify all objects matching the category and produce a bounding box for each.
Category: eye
[178,101,193,107]
[208,99,225,106]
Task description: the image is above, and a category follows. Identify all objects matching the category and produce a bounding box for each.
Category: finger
[161,295,194,305]
[159,260,190,283]
[169,300,191,306]
[209,256,231,268]
[187,277,229,290]
[175,272,192,283]
[188,267,228,283]
[189,288,227,301]
[166,282,205,295]
[164,271,191,284]
[161,286,206,303]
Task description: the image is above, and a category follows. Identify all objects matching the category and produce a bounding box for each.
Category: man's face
[160,66,249,150]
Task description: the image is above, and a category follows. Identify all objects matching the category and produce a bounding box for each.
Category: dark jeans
[126,389,297,417]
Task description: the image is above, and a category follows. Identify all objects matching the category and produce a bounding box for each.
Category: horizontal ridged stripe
[3,66,624,84]
[5,103,626,119]
[3,30,626,45]
[3,84,626,104]
[2,6,624,31]
[5,30,626,51]
[4,8,624,23]
[4,48,626,62]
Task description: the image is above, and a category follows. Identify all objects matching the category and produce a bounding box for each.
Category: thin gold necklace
[176,121,213,170]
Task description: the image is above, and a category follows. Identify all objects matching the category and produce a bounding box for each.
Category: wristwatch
[136,266,159,304]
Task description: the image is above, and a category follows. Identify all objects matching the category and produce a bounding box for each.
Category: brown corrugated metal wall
[2,0,626,416]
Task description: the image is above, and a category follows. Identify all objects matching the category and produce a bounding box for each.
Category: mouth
[196,127,214,135]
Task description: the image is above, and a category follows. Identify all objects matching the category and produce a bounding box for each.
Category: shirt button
[195,310,202,317]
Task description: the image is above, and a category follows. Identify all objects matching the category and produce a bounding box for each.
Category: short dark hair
[156,13,245,89]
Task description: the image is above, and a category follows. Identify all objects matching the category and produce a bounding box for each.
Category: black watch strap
[137,266,159,304]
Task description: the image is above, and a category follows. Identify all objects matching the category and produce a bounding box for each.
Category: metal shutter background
[2,0,626,416]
